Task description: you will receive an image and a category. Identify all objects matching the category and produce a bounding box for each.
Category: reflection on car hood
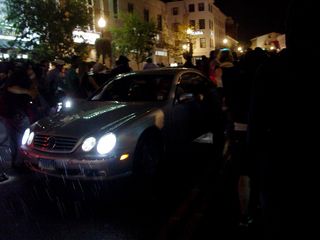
[33,101,161,138]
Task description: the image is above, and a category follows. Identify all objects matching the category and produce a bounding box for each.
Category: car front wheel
[133,133,163,183]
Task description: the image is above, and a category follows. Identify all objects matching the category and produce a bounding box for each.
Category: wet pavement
[0,141,260,240]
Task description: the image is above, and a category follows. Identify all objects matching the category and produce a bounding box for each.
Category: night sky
[163,0,292,44]
[215,0,291,43]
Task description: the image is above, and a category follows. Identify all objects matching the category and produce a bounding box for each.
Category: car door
[170,72,207,143]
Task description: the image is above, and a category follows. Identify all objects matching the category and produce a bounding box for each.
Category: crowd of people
[0,0,317,237]
[0,46,276,227]
[191,47,271,229]
[0,55,136,167]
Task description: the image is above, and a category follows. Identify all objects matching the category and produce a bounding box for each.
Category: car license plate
[38,158,55,170]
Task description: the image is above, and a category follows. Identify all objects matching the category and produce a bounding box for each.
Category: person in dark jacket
[248,1,318,239]
[65,55,81,98]
[110,55,132,76]
[228,48,269,227]
[0,62,14,117]
[183,55,196,68]
[46,59,65,107]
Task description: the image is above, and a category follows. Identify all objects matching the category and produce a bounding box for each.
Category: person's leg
[11,111,30,167]
[238,175,250,226]
[231,130,252,226]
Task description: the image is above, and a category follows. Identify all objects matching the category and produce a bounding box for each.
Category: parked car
[21,68,222,180]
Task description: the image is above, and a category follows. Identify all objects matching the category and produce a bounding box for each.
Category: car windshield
[90,73,175,102]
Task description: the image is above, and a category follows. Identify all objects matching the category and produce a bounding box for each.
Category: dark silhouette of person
[46,59,65,107]
[197,55,210,77]
[78,61,101,98]
[143,57,159,70]
[248,1,318,239]
[2,62,37,167]
[111,55,132,76]
[227,48,269,227]
[91,62,111,86]
[183,55,195,68]
[218,49,240,106]
[65,55,81,98]
[208,50,220,86]
[0,62,14,117]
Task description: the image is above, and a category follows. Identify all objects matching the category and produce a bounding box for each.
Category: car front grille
[33,134,78,153]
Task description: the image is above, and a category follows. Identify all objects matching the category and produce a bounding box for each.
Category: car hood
[33,101,162,138]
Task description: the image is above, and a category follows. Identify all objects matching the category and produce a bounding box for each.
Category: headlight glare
[27,132,34,145]
[97,133,116,154]
[22,128,30,145]
[82,137,96,152]
[65,100,72,108]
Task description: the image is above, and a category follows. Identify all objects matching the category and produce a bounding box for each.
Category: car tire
[133,132,163,184]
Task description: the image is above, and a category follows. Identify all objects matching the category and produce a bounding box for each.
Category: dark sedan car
[21,68,222,180]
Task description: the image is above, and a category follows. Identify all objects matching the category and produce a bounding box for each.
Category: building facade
[113,0,168,67]
[250,32,282,50]
[1,0,229,66]
[91,0,229,66]
[225,35,239,50]
[88,0,168,68]
[277,34,286,50]
[166,0,227,61]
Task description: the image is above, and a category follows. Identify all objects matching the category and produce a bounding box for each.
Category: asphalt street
[0,140,259,240]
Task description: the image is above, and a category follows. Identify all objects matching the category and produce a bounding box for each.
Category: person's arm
[214,67,223,87]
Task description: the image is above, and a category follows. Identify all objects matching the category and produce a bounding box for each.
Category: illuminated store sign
[73,30,100,45]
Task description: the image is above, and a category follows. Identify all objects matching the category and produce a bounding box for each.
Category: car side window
[91,74,174,102]
[175,73,207,102]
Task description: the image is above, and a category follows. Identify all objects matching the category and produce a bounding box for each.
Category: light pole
[186,28,193,57]
[97,16,108,65]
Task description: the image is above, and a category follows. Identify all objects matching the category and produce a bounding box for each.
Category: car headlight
[65,99,72,108]
[82,137,96,152]
[22,128,30,145]
[97,133,116,155]
[27,132,34,145]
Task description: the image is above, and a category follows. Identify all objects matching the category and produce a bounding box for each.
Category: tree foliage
[5,0,91,60]
[163,24,195,62]
[110,13,159,69]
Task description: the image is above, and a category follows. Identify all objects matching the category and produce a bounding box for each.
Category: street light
[186,28,193,35]
[98,16,107,37]
[98,16,106,28]
[97,16,108,65]
[223,38,228,45]
[182,44,188,50]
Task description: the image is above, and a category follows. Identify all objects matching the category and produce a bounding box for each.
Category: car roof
[121,68,202,76]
